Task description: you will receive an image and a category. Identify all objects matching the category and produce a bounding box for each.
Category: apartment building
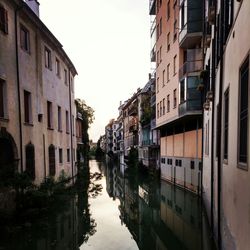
[149,0,204,193]
[0,0,77,184]
[203,0,250,249]
[138,77,160,169]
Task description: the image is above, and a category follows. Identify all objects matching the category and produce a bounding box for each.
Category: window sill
[24,122,33,127]
[0,117,9,122]
[223,159,228,165]
[237,163,248,171]
[66,131,70,134]
[47,127,54,130]
[58,129,63,133]
[21,47,31,54]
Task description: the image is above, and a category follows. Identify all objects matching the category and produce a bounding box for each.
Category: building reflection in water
[104,159,213,250]
[0,168,97,250]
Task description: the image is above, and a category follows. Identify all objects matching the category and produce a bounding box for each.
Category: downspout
[218,0,225,248]
[15,6,23,172]
[68,69,74,183]
[210,0,218,237]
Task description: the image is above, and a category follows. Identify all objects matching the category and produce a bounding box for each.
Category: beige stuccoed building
[203,0,250,249]
[0,0,77,184]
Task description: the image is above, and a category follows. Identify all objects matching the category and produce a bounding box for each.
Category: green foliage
[140,95,152,126]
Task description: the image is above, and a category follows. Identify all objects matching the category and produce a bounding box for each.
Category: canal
[0,160,215,250]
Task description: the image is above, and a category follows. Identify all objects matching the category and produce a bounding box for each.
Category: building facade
[0,0,77,184]
[149,0,204,194]
[202,0,250,249]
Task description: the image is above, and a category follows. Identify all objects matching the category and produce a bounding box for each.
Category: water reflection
[0,160,214,250]
[103,160,214,250]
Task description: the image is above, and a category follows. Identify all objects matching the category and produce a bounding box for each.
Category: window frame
[20,24,30,53]
[47,101,53,129]
[0,5,8,34]
[24,90,32,124]
[45,46,52,70]
[237,56,249,170]
[223,88,229,162]
[0,78,6,118]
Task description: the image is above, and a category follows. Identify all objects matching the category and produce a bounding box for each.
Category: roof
[15,0,77,76]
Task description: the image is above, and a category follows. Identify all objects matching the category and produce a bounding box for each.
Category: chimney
[25,0,40,17]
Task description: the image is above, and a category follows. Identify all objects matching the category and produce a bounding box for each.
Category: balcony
[179,76,202,117]
[179,1,203,48]
[149,0,156,15]
[179,100,202,117]
[128,102,138,116]
[150,94,156,106]
[129,117,138,132]
[150,44,156,62]
[150,118,156,129]
[179,49,203,79]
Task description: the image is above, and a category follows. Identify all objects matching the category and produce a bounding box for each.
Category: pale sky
[39,0,151,142]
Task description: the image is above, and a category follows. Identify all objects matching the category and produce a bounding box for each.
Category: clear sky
[39,0,151,142]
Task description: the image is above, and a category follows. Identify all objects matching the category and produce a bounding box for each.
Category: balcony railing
[149,0,156,15]
[179,1,203,48]
[150,95,156,106]
[150,44,156,62]
[128,102,137,116]
[179,49,203,79]
[179,99,202,117]
[151,118,156,129]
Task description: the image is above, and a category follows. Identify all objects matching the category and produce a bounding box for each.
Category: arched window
[25,143,35,180]
[49,144,55,176]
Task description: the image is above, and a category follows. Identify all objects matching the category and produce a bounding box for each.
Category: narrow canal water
[0,160,215,250]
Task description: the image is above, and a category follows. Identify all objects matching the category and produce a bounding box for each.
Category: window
[167,64,170,82]
[160,46,162,62]
[66,110,69,133]
[157,103,159,118]
[224,89,229,160]
[157,77,159,93]
[20,25,30,52]
[167,0,170,20]
[173,20,177,42]
[47,101,53,129]
[180,3,186,30]
[180,79,185,103]
[0,5,8,34]
[167,95,170,112]
[173,89,177,108]
[0,79,6,118]
[159,18,162,35]
[24,90,32,124]
[238,58,249,167]
[58,106,62,131]
[45,47,52,70]
[59,148,63,164]
[224,0,234,42]
[25,143,35,180]
[205,121,210,156]
[167,33,170,51]
[70,77,74,93]
[160,101,162,116]
[72,115,75,135]
[157,24,159,40]
[67,148,70,162]
[162,70,165,87]
[163,98,165,115]
[173,55,177,75]
[56,58,60,77]
[157,51,159,66]
[49,144,56,176]
[64,69,68,85]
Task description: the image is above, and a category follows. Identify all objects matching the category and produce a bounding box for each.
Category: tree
[75,99,95,162]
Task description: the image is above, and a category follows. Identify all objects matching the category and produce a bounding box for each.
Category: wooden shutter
[49,145,55,176]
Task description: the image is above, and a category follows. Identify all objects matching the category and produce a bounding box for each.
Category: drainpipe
[15,6,23,172]
[217,0,225,248]
[68,69,74,183]
[210,0,218,238]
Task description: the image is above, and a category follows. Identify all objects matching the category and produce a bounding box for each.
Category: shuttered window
[26,143,35,180]
[0,79,4,118]
[0,5,8,34]
[238,58,249,167]
[224,89,229,160]
[49,144,55,176]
